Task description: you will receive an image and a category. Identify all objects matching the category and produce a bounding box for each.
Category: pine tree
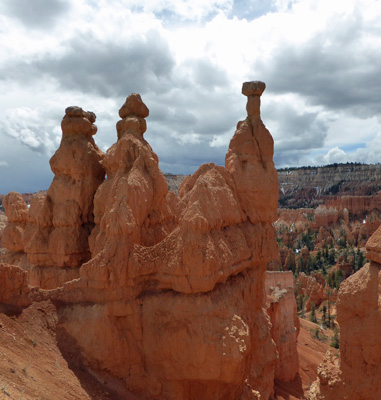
[287,254,295,273]
[297,294,303,312]
[336,269,344,290]
[310,303,318,324]
[322,304,327,328]
[328,249,336,265]
[356,248,365,271]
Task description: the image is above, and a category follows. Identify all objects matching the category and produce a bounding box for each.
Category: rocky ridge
[278,164,381,208]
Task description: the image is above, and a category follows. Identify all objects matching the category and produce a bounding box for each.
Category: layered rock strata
[309,226,381,400]
[1,84,281,400]
[278,164,381,208]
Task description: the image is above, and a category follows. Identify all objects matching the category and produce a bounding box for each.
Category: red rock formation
[315,226,333,248]
[266,271,300,382]
[296,272,336,312]
[0,212,6,248]
[0,83,281,400]
[2,192,29,252]
[324,192,381,217]
[314,206,339,228]
[1,107,104,288]
[0,263,32,308]
[309,226,381,400]
[57,84,279,400]
[312,195,381,245]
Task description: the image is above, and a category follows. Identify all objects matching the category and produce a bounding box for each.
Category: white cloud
[1,0,381,192]
[315,147,347,165]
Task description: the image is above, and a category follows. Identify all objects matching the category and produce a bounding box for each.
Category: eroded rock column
[2,107,105,288]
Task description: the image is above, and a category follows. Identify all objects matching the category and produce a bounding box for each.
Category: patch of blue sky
[339,143,366,153]
[229,0,276,20]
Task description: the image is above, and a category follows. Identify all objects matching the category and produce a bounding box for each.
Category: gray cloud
[274,148,315,168]
[0,106,60,157]
[257,14,381,118]
[1,0,70,29]
[147,130,229,175]
[0,31,175,98]
[0,131,53,194]
[261,100,328,167]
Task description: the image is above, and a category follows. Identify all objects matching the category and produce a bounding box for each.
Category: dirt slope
[274,318,334,400]
[0,301,125,400]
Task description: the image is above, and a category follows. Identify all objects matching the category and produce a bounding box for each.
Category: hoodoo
[2,106,105,288]
[0,83,297,400]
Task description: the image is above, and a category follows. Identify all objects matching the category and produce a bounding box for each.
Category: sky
[0,0,381,193]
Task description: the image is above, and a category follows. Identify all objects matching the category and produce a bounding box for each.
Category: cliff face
[0,83,283,400]
[309,226,381,400]
[278,164,381,208]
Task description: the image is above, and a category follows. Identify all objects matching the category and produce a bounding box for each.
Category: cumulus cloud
[0,31,175,99]
[257,2,381,118]
[0,107,59,155]
[315,129,381,166]
[315,147,348,165]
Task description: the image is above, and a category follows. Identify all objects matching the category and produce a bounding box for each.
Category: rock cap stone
[65,106,96,123]
[119,93,149,119]
[242,81,266,97]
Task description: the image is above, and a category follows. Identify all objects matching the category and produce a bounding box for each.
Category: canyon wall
[0,83,285,400]
[278,164,381,208]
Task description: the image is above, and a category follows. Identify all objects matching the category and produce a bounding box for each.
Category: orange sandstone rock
[58,84,278,400]
[266,271,300,382]
[0,263,31,307]
[2,192,29,252]
[297,272,330,312]
[226,81,278,225]
[0,83,282,400]
[0,212,7,247]
[2,107,105,288]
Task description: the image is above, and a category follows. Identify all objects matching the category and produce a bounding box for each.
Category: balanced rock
[226,81,278,225]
